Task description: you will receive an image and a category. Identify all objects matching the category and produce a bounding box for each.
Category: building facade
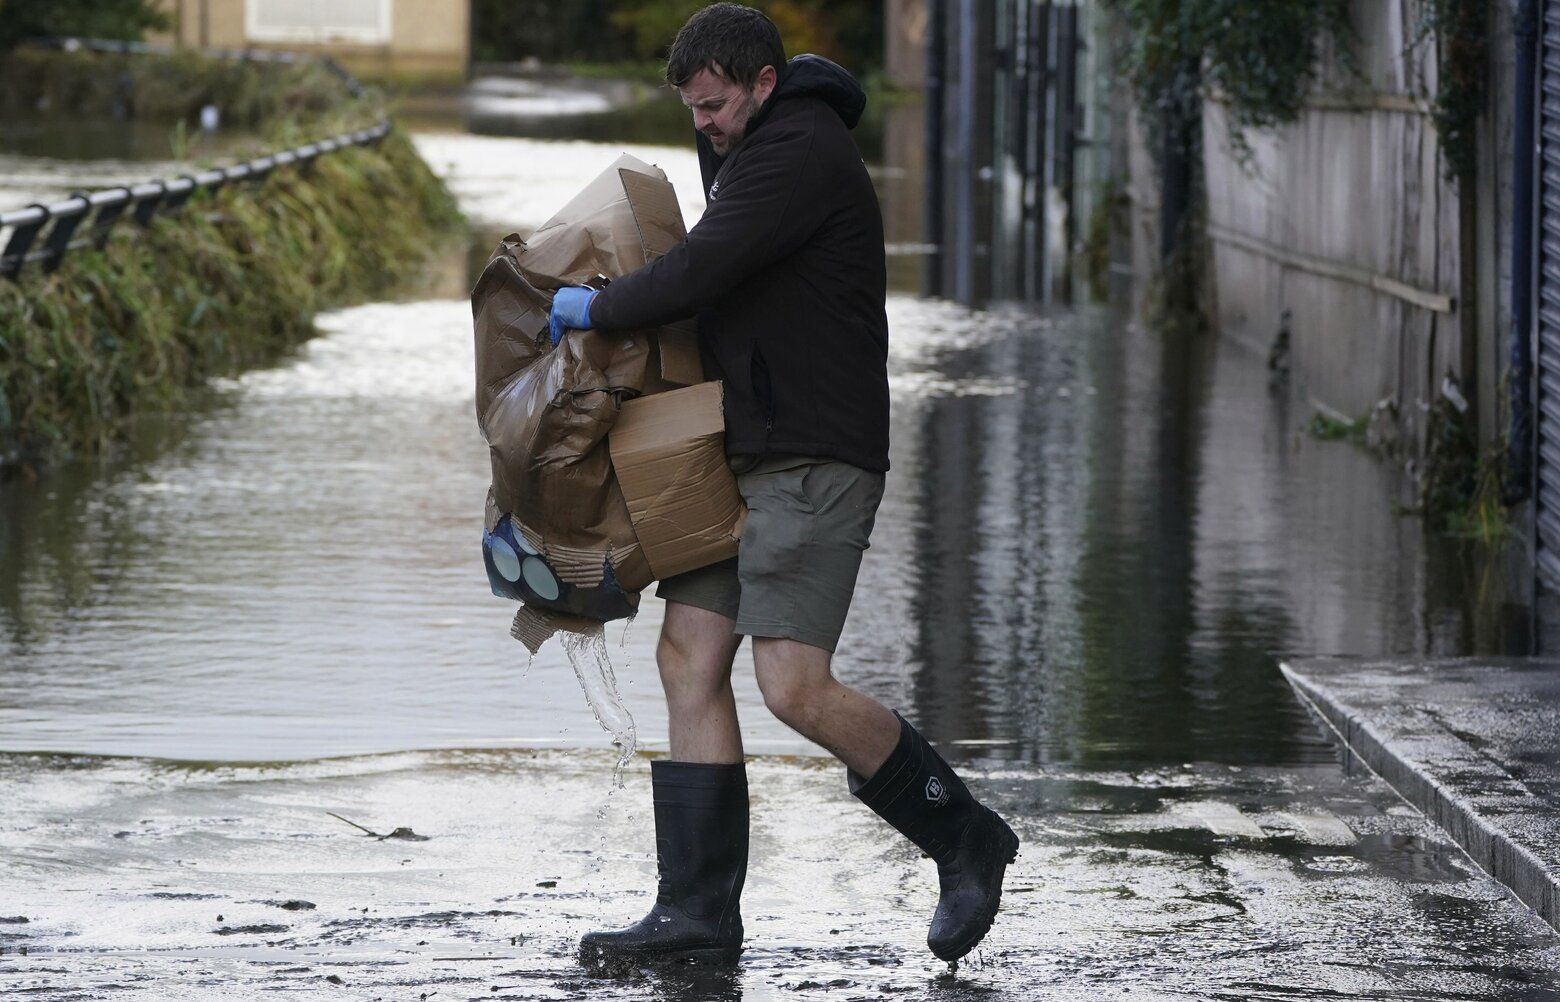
[156,0,470,80]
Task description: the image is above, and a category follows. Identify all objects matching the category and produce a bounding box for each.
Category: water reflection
[861,298,1522,767]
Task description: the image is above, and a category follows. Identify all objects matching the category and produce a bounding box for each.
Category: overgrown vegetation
[1418,396,1513,545]
[1306,410,1370,445]
[0,46,366,133]
[1104,0,1350,156]
[1306,396,1513,545]
[0,129,462,464]
[0,46,461,466]
[1081,177,1124,302]
[0,0,168,53]
[1099,0,1349,326]
[472,0,883,79]
[1415,0,1488,182]
[1439,450,1512,545]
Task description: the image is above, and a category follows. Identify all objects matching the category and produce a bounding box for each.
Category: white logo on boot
[925,777,945,803]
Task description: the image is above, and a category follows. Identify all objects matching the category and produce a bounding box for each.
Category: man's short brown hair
[664,3,786,89]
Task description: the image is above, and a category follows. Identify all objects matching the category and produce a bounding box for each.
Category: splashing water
[558,625,637,785]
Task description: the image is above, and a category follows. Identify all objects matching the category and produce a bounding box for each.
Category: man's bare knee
[753,639,834,733]
[757,672,811,730]
[658,634,730,703]
[658,601,740,701]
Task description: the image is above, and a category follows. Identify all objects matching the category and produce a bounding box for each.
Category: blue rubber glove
[548,287,598,346]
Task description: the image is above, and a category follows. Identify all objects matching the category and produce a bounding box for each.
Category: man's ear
[753,64,778,104]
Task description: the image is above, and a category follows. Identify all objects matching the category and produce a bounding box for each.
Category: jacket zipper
[750,340,775,436]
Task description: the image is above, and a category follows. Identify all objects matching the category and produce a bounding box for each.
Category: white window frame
[245,0,394,45]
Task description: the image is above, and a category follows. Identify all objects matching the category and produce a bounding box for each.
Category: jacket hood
[771,54,865,129]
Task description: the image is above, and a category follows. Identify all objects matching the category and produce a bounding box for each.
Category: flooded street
[2,80,1558,998]
[6,749,1559,1000]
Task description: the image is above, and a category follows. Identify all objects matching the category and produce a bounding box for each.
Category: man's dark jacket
[588,55,891,473]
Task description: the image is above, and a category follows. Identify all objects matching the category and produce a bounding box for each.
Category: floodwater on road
[1,80,1554,999]
[5,749,1559,1001]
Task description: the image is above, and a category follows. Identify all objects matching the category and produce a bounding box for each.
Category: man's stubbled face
[678,64,777,156]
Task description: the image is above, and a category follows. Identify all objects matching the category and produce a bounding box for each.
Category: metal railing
[0,38,387,278]
[1,122,390,277]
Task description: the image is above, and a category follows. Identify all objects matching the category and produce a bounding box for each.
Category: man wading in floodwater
[547,3,1019,966]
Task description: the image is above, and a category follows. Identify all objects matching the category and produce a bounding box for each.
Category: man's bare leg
[749,637,899,775]
[578,600,749,965]
[751,635,1017,963]
[658,600,745,763]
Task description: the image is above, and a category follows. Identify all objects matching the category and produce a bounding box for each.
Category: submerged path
[4,749,1559,999]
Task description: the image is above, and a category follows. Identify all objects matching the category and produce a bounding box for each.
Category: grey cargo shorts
[655,455,885,652]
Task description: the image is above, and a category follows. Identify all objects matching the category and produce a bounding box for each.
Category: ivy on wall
[1108,0,1487,181]
[1416,0,1488,182]
[1104,0,1351,154]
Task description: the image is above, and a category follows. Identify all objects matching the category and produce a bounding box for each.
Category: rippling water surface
[0,118,1521,766]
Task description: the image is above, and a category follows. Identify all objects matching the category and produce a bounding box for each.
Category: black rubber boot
[849,712,1020,962]
[579,760,748,967]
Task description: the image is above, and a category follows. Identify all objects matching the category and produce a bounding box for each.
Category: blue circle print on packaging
[481,514,637,621]
[483,516,553,602]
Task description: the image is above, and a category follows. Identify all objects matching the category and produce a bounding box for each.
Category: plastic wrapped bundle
[471,154,742,644]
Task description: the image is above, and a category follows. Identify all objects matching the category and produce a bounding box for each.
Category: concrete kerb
[1280,657,1560,935]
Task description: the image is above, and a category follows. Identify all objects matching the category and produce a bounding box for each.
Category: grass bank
[0,45,361,131]
[0,124,462,467]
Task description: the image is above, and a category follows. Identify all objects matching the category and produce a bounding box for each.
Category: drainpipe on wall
[1509,0,1538,502]
[924,0,946,299]
[1158,57,1200,266]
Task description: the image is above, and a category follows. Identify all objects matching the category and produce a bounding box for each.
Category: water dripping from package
[559,624,637,786]
[619,613,635,692]
[619,612,635,653]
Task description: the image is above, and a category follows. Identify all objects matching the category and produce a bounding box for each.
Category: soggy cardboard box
[609,381,745,580]
[473,152,742,635]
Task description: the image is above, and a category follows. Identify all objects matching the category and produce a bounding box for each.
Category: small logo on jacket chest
[708,178,722,200]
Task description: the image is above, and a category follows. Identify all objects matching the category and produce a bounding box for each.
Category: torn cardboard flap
[620,167,689,259]
[642,326,703,395]
[655,323,703,387]
[609,381,745,580]
[511,604,602,656]
[518,154,669,285]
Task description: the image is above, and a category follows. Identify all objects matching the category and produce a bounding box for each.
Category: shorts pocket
[739,460,878,520]
[774,466,817,515]
[799,463,871,517]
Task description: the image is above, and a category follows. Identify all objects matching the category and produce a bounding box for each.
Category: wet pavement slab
[1282,657,1560,938]
[4,748,1560,1000]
